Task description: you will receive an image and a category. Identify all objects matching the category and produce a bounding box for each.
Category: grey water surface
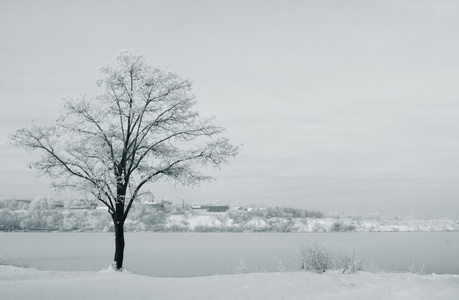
[1,232,458,277]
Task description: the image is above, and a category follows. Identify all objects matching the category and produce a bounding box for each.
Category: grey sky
[1,0,459,218]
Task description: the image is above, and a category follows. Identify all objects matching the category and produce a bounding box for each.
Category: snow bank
[1,265,458,300]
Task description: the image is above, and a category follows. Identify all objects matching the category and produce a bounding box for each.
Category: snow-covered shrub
[129,205,167,231]
[408,262,425,275]
[227,210,251,224]
[346,224,356,231]
[271,258,286,273]
[0,209,22,230]
[62,211,84,231]
[331,222,342,232]
[0,199,40,210]
[330,222,356,232]
[124,218,143,231]
[46,211,64,229]
[267,217,295,232]
[311,222,327,232]
[298,242,335,272]
[165,215,189,232]
[292,218,309,232]
[338,249,363,274]
[21,210,63,230]
[29,197,51,211]
[165,206,187,215]
[265,207,324,219]
[233,258,248,274]
[298,242,362,274]
[244,217,269,231]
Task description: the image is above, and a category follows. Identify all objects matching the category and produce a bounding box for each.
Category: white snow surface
[1,265,458,300]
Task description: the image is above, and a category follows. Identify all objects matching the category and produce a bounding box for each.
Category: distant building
[191,205,229,212]
[207,205,229,212]
[191,205,205,210]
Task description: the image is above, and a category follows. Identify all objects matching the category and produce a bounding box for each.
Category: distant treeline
[232,207,324,220]
[0,198,324,232]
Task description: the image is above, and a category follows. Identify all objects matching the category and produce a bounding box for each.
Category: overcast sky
[2,0,459,218]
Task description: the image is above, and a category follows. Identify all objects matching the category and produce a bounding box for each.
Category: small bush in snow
[233,258,248,274]
[408,262,425,275]
[298,242,363,274]
[338,249,363,274]
[298,242,335,272]
[271,258,286,273]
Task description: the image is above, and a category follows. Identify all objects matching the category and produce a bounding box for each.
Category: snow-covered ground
[1,265,458,300]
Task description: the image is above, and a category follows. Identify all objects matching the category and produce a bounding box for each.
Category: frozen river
[1,232,458,277]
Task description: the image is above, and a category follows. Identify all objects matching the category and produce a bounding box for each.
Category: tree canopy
[11,51,239,269]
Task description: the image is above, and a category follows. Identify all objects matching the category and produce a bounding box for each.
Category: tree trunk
[113,219,125,270]
[113,199,125,270]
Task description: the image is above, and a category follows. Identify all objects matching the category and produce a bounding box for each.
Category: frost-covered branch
[11,50,239,238]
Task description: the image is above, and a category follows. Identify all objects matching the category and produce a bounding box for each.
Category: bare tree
[10,51,238,270]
